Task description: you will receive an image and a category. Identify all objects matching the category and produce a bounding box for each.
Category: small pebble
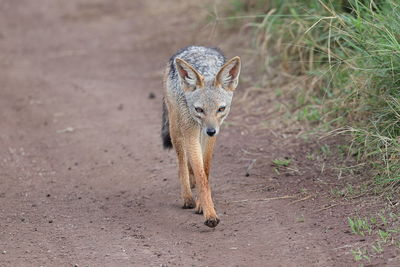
[2,251,6,254]
[46,194,51,197]
[48,220,53,223]
[148,92,156,99]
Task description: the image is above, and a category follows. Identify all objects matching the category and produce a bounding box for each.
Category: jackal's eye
[195,107,204,113]
[218,106,226,112]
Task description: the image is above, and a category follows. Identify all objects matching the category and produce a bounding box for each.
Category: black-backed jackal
[162,46,241,228]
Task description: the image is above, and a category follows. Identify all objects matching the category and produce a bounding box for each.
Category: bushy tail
[161,101,173,149]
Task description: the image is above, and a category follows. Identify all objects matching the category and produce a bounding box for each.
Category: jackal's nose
[206,128,216,137]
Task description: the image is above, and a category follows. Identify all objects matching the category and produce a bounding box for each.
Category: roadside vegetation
[348,210,400,263]
[216,0,400,193]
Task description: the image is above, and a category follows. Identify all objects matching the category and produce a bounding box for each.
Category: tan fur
[188,163,196,189]
[201,133,216,179]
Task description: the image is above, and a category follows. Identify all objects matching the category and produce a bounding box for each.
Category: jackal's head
[175,56,241,137]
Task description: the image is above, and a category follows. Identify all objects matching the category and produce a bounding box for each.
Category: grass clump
[222,0,400,190]
[348,217,372,236]
[347,211,400,263]
[272,158,292,167]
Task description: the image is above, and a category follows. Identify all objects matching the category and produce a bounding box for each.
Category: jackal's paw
[194,201,203,214]
[182,198,196,209]
[195,207,203,215]
[204,217,220,228]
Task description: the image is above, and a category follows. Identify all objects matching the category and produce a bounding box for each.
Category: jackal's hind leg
[194,197,203,215]
[188,163,196,189]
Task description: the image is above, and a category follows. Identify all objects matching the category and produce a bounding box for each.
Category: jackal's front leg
[169,114,195,209]
[186,134,219,228]
[175,143,196,209]
[195,135,216,215]
[202,135,216,179]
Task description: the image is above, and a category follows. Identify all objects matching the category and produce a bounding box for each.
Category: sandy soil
[1,1,399,266]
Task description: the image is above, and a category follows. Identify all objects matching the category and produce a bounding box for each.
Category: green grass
[346,211,400,263]
[222,0,400,191]
[348,217,372,236]
[272,158,292,167]
[272,158,293,175]
[351,248,370,262]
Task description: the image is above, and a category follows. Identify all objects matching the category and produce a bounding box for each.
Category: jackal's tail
[161,101,173,149]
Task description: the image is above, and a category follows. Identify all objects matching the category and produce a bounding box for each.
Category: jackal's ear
[175,58,204,91]
[215,56,241,91]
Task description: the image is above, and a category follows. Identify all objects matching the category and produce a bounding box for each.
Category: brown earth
[0,1,399,266]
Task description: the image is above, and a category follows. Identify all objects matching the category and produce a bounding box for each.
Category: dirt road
[0,1,393,266]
